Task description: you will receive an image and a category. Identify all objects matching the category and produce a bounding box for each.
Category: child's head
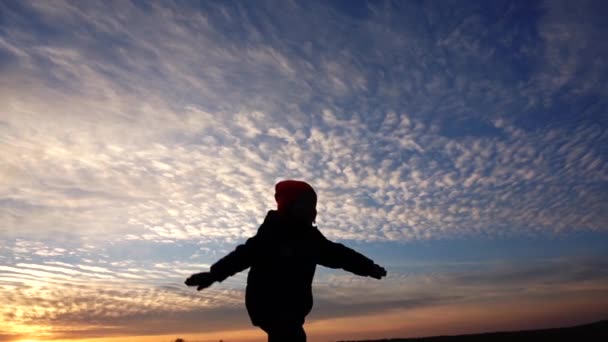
[274,180,317,224]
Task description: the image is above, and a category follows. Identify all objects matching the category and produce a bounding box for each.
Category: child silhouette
[186,180,387,342]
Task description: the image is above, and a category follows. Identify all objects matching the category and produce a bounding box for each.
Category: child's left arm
[314,228,387,279]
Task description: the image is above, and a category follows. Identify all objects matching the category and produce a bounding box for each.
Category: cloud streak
[1,254,606,340]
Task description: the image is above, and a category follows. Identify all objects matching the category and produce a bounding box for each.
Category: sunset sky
[1,0,607,341]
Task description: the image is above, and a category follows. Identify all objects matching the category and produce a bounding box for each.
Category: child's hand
[369,264,387,279]
[185,272,216,290]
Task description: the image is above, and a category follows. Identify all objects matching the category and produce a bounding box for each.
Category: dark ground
[338,320,608,342]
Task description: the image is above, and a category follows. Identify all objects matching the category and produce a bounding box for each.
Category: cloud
[0,255,248,339]
[3,254,606,340]
[1,0,606,244]
[532,0,608,99]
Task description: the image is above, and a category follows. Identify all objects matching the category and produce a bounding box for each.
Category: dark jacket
[209,210,378,327]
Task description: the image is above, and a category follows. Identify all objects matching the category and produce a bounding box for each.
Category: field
[338,320,608,342]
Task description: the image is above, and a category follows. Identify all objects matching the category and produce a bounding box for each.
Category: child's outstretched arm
[185,212,273,290]
[314,228,387,279]
[185,231,265,290]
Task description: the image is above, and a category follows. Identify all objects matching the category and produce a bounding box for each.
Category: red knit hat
[274,180,317,212]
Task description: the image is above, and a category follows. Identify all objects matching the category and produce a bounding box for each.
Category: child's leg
[260,323,306,342]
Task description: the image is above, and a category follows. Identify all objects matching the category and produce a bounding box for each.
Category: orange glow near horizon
[7,292,607,342]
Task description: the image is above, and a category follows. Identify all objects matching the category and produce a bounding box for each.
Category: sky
[1,0,607,341]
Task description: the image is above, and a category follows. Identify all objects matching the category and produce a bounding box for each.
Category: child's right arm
[185,230,266,290]
[185,211,275,290]
[208,230,266,282]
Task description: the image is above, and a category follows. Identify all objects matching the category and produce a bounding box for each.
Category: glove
[369,264,387,279]
[185,272,216,291]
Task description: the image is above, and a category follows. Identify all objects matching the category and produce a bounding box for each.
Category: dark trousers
[260,323,306,342]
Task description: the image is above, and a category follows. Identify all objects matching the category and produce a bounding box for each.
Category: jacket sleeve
[315,228,377,277]
[209,214,272,282]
